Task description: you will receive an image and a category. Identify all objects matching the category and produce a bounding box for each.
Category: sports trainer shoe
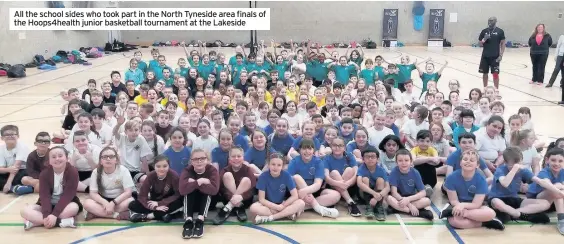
[519,212,550,224]
[192,219,204,238]
[374,202,386,221]
[348,203,361,217]
[439,204,453,219]
[557,214,564,235]
[418,209,434,221]
[129,213,148,223]
[364,205,374,219]
[425,185,434,198]
[318,206,339,218]
[23,220,34,231]
[482,218,505,230]
[182,219,194,239]
[213,208,231,225]
[235,207,248,222]
[58,218,76,228]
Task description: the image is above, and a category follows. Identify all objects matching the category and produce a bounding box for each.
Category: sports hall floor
[0,46,562,243]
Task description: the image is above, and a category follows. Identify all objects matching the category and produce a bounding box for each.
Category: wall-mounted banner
[383,9,398,40]
[428,9,445,40]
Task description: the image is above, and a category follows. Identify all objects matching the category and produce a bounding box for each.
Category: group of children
[0,40,563,238]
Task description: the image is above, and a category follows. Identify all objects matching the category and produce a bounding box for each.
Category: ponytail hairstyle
[510,129,532,147]
[141,120,159,159]
[77,112,100,138]
[96,147,120,196]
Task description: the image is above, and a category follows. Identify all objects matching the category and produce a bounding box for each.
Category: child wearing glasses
[0,125,32,195]
[20,132,52,193]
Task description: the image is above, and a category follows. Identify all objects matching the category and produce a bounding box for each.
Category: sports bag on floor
[7,64,26,78]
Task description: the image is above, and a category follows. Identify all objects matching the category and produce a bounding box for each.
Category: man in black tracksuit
[478,17,506,89]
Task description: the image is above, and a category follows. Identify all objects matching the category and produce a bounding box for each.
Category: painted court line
[430,203,465,244]
[395,214,415,244]
[0,196,22,214]
[243,224,300,244]
[69,225,141,244]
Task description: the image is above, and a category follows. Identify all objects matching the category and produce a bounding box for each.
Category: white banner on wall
[9,8,271,31]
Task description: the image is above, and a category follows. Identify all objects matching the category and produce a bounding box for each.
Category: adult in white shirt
[475,115,506,172]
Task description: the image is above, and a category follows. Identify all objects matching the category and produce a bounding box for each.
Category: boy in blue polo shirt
[442,132,494,196]
[287,139,339,219]
[356,148,389,221]
[488,147,550,224]
[388,149,434,220]
[526,148,564,234]
[440,149,504,231]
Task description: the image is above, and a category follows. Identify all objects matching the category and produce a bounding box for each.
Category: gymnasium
[1,1,564,244]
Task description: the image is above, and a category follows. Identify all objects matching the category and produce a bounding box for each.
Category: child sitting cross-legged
[387,149,434,220]
[356,148,390,221]
[487,147,551,224]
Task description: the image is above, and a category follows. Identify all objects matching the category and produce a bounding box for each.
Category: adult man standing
[478,17,506,89]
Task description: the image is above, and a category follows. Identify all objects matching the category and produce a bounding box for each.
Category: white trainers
[254,215,271,225]
[318,206,339,218]
[24,220,33,231]
[59,218,76,228]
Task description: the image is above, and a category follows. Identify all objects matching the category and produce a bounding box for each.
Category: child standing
[20,146,82,230]
[388,149,434,220]
[179,149,220,239]
[488,147,551,224]
[128,155,183,223]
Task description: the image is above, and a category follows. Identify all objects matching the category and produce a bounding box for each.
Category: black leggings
[530,53,549,83]
[128,198,184,220]
[183,190,212,219]
[414,163,437,188]
[548,55,564,86]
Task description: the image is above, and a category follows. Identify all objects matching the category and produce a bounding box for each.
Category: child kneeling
[439,149,504,230]
[20,146,82,230]
[387,149,434,220]
[356,148,390,221]
[128,155,183,223]
[250,153,305,224]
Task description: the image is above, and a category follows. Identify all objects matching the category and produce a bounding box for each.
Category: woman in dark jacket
[528,24,553,85]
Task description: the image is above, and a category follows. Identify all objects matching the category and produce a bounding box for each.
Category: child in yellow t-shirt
[410,129,440,197]
[286,81,298,103]
[311,87,326,108]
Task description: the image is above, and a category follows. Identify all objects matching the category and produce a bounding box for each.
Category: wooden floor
[0,46,563,243]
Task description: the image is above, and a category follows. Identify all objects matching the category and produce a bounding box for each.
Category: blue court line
[430,203,465,244]
[243,223,300,244]
[69,225,141,244]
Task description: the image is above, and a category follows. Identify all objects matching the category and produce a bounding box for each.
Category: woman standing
[528,24,553,85]
[546,35,564,88]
